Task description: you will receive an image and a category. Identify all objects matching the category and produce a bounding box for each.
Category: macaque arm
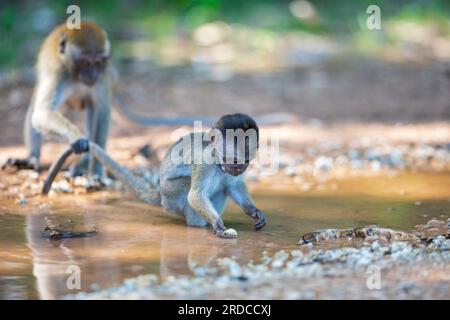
[228,179,266,230]
[227,179,255,211]
[187,166,221,227]
[187,189,220,227]
[187,188,238,238]
[31,75,83,143]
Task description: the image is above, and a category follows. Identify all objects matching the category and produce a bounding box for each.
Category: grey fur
[87,131,266,238]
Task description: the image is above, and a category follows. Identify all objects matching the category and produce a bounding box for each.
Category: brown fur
[37,22,107,74]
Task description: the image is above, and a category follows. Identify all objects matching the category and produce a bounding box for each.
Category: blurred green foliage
[0,0,449,70]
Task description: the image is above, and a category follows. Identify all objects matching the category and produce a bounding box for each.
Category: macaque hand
[213,219,238,239]
[252,209,267,230]
[71,138,89,154]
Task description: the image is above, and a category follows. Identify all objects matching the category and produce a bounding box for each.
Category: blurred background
[1,0,450,68]
[0,2,449,300]
[0,0,449,147]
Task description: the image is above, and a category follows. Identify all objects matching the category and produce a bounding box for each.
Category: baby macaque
[159,113,266,238]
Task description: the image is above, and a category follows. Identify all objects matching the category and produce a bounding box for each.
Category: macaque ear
[59,34,67,54]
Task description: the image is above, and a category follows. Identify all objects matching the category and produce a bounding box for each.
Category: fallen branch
[42,226,97,240]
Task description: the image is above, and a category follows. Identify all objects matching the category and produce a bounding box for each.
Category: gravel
[68,237,450,300]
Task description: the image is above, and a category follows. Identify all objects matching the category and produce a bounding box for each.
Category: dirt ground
[1,59,449,147]
[0,57,449,179]
[0,57,449,300]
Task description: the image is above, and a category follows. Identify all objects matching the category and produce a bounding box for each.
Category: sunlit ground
[0,0,449,300]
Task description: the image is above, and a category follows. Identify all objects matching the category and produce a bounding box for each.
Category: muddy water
[0,172,449,299]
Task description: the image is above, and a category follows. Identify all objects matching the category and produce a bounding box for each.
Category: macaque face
[72,53,108,86]
[210,115,259,177]
[215,136,256,177]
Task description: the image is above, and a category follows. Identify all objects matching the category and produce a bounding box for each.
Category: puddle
[0,172,449,299]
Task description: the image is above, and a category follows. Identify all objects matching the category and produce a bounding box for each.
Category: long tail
[42,148,75,194]
[114,94,215,126]
[42,142,161,206]
[114,94,297,126]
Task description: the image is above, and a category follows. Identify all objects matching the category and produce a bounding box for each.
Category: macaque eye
[59,34,67,54]
[93,56,108,68]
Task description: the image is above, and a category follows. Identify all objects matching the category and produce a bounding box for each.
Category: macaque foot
[90,174,111,188]
[72,174,110,190]
[69,163,87,178]
[1,156,39,172]
[69,161,106,181]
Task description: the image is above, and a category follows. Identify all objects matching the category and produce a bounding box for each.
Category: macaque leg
[24,104,42,169]
[70,102,110,178]
[2,104,41,171]
[91,102,110,178]
[70,105,94,177]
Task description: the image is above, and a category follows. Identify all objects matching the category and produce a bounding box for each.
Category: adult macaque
[3,22,112,178]
[2,21,213,179]
[43,113,267,238]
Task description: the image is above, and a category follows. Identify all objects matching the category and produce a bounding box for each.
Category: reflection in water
[160,230,219,279]
[25,211,122,300]
[0,214,36,299]
[26,213,71,300]
[22,201,225,299]
[0,172,449,299]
